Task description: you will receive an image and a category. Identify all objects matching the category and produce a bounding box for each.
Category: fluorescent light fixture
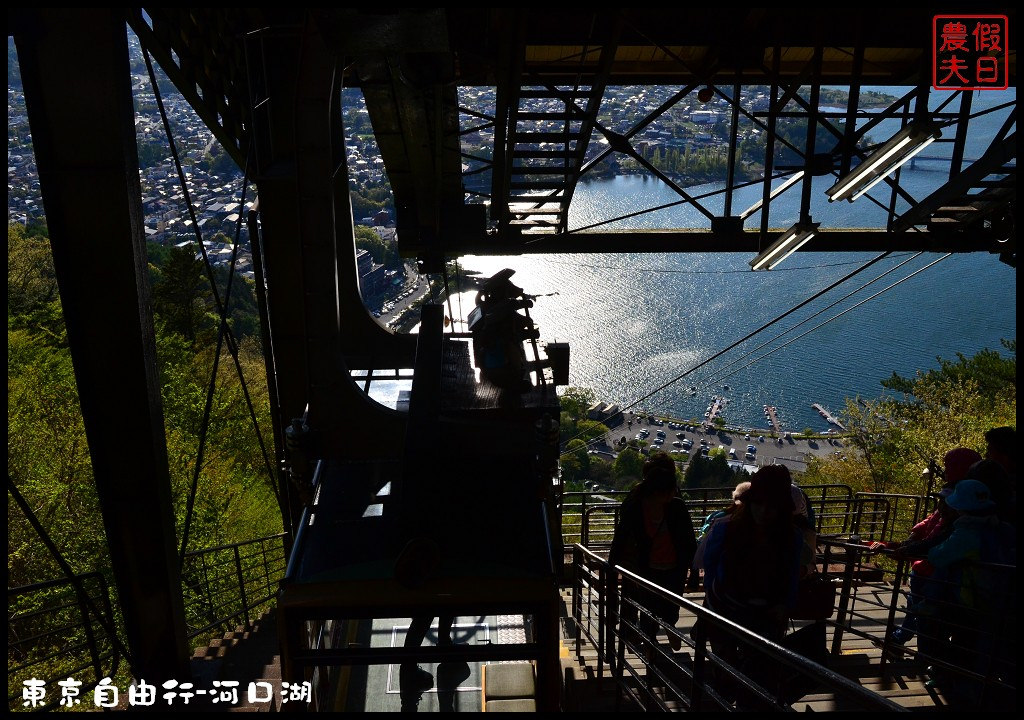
[740,171,805,220]
[826,122,941,202]
[849,136,935,201]
[750,221,819,271]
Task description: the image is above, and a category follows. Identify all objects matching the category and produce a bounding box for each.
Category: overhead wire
[706,254,953,389]
[142,48,278,564]
[685,251,925,392]
[557,250,895,456]
[563,251,953,459]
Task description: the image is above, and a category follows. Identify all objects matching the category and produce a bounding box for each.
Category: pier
[812,402,846,430]
[704,395,726,428]
[763,405,782,434]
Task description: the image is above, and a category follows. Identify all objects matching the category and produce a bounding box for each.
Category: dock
[812,403,846,430]
[704,396,726,428]
[763,404,782,434]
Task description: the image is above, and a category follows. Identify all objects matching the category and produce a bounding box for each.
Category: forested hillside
[8,223,282,592]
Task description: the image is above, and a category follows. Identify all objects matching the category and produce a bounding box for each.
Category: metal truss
[477,27,1015,258]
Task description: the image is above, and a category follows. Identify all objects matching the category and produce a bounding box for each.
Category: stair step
[210,637,241,648]
[933,205,979,215]
[508,218,560,225]
[193,644,231,659]
[507,206,563,214]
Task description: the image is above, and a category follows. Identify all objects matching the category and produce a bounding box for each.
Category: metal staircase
[499,40,617,236]
[896,132,1017,266]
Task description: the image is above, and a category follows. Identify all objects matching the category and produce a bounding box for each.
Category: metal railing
[561,490,627,548]
[181,533,288,643]
[564,486,929,550]
[819,537,1016,710]
[568,544,907,712]
[8,572,120,712]
[567,533,1017,712]
[852,492,933,543]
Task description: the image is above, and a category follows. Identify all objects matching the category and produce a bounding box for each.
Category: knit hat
[943,447,983,485]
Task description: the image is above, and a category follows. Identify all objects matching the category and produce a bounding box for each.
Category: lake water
[448,88,1017,432]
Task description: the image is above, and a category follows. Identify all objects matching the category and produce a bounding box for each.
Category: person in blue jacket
[702,465,805,649]
[923,478,1016,706]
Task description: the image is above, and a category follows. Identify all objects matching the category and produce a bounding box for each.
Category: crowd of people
[607,425,1016,708]
[869,426,1016,705]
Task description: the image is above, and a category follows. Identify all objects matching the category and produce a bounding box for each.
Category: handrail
[180,532,288,643]
[182,532,288,558]
[569,544,907,711]
[854,492,930,542]
[285,461,323,581]
[561,484,861,534]
[818,537,1016,708]
[8,571,119,713]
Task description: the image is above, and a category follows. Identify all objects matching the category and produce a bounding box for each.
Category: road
[372,263,430,329]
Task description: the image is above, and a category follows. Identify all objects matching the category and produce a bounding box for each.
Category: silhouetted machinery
[468,269,569,393]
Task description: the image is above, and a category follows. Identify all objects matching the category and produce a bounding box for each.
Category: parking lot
[593,411,848,473]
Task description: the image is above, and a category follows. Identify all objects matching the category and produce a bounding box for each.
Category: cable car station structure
[9,7,1016,712]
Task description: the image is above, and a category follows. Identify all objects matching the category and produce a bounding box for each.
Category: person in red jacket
[870,447,982,644]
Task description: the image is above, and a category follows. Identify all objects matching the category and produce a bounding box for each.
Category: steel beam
[15,8,189,680]
[444,229,1006,256]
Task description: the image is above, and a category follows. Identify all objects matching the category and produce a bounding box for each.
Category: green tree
[354,224,400,269]
[354,225,386,262]
[882,340,1016,411]
[684,451,739,490]
[576,419,610,445]
[138,139,167,169]
[199,145,238,176]
[799,454,875,495]
[153,245,210,343]
[840,341,1016,495]
[8,223,57,319]
[588,458,613,487]
[566,439,590,469]
[9,222,282,590]
[559,387,596,422]
[612,446,644,487]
